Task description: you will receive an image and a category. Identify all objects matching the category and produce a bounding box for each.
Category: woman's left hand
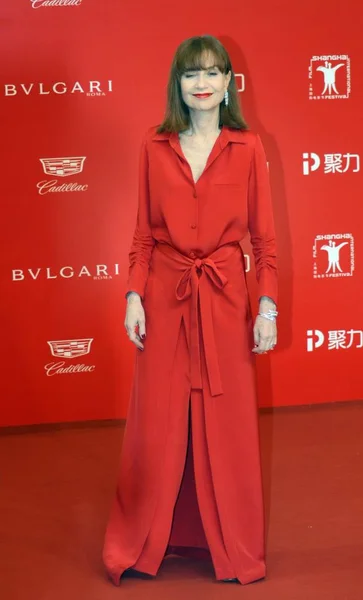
[252,315,277,354]
[252,297,278,354]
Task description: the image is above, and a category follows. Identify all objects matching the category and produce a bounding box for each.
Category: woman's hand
[252,297,277,354]
[252,316,277,354]
[124,293,146,350]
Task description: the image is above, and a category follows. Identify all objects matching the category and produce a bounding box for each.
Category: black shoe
[122,568,153,580]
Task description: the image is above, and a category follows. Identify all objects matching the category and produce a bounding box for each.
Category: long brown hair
[157,35,248,133]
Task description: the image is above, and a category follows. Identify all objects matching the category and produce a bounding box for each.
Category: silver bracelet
[258,309,278,322]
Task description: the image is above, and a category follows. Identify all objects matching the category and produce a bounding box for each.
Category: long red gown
[103,125,278,585]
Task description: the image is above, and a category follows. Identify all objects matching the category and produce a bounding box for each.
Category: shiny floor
[0,402,362,600]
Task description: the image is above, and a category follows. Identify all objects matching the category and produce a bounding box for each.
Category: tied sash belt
[155,243,240,397]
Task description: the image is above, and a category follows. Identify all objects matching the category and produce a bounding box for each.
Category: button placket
[190,183,198,243]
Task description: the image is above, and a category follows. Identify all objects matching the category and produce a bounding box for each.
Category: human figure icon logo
[313,234,354,279]
[309,55,350,100]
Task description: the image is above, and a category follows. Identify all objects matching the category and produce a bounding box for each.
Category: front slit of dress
[128,317,237,580]
[129,317,192,574]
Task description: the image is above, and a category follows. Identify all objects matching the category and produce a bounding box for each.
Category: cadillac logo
[47,338,93,358]
[40,156,86,177]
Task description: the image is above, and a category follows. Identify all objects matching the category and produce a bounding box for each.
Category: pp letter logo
[307,329,325,352]
[303,152,321,175]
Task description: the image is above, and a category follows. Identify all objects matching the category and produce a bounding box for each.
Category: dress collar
[151,125,247,145]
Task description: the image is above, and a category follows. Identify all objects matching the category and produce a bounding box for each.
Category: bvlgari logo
[4,80,112,97]
[31,0,82,7]
[12,264,120,281]
[38,156,88,195]
[45,338,95,377]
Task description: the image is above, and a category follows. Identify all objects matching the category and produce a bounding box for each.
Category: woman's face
[180,56,231,113]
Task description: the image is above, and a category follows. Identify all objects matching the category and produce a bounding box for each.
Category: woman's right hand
[124,293,146,350]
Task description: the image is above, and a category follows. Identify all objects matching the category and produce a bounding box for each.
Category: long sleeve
[247,133,278,305]
[126,135,155,299]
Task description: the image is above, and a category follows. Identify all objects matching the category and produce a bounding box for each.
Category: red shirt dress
[103,125,278,585]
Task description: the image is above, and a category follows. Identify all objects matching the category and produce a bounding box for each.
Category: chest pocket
[213,181,243,187]
[210,180,247,224]
[212,180,244,195]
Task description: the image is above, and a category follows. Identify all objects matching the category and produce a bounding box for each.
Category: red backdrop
[1,0,362,426]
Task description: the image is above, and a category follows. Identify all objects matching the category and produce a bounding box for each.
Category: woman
[103,34,278,586]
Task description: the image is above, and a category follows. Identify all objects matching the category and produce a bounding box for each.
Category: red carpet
[0,402,362,600]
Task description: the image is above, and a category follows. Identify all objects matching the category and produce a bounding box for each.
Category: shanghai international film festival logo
[38,156,88,195]
[30,0,82,7]
[307,329,363,352]
[45,338,95,377]
[313,233,354,279]
[309,55,351,100]
[303,152,360,175]
[4,79,112,97]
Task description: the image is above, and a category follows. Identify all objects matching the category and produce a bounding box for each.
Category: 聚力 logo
[307,329,363,352]
[303,152,360,175]
[234,73,245,92]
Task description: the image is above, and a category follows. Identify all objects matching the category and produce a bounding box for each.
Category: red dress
[103,125,278,584]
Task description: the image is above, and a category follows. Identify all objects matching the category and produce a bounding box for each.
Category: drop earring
[224,90,229,106]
